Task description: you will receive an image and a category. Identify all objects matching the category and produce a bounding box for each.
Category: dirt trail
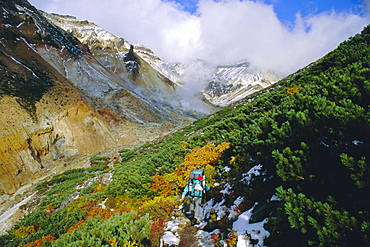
[163,206,212,247]
[178,226,202,247]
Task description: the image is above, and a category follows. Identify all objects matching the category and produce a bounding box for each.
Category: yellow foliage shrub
[95,184,106,192]
[225,229,238,247]
[151,142,230,195]
[113,194,145,212]
[182,141,190,149]
[122,239,142,247]
[44,204,54,212]
[286,85,302,95]
[140,196,177,219]
[174,142,230,188]
[13,225,36,239]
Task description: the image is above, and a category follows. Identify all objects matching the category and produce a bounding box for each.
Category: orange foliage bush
[67,220,87,234]
[151,173,176,197]
[23,235,55,247]
[149,217,166,247]
[87,208,115,220]
[81,198,99,212]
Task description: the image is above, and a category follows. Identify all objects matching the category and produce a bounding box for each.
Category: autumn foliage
[151,142,230,196]
[23,235,55,247]
[13,226,36,239]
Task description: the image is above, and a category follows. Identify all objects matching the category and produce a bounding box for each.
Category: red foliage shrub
[149,217,166,247]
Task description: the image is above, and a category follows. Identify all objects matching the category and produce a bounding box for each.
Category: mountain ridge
[43,11,278,109]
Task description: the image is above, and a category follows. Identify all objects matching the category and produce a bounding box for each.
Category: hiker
[181,170,210,224]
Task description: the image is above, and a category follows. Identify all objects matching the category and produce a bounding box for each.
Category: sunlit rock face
[0,0,116,195]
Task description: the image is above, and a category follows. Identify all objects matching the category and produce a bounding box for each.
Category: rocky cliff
[0,0,118,195]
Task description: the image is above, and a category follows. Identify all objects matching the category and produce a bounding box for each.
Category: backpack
[194,181,203,191]
[188,170,206,196]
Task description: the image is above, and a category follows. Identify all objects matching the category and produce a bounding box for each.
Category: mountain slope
[1,20,369,247]
[44,11,279,110]
[0,0,116,195]
[42,12,216,115]
[0,0,207,198]
[203,61,276,106]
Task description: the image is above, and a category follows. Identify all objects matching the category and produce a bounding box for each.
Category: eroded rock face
[0,0,115,196]
[0,92,116,195]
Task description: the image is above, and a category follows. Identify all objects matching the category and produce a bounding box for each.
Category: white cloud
[30,0,369,75]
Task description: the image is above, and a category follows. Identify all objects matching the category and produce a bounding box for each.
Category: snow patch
[162,220,181,246]
[162,231,180,246]
[220,183,232,194]
[270,195,281,201]
[233,204,270,247]
[223,166,231,172]
[240,164,265,185]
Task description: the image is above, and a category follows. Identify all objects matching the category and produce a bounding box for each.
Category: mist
[32,0,369,76]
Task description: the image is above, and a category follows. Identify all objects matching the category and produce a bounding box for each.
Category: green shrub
[120,151,136,162]
[86,163,108,172]
[52,211,152,246]
[90,154,108,162]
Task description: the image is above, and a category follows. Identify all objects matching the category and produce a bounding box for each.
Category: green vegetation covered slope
[1,24,370,247]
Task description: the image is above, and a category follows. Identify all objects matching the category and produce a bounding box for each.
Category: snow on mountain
[42,11,279,109]
[203,61,279,107]
[152,59,280,108]
[42,12,217,116]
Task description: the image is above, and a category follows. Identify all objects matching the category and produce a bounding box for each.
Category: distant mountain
[203,61,278,106]
[41,12,215,114]
[43,12,279,109]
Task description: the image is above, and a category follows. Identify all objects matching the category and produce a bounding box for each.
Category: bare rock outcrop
[0,81,116,195]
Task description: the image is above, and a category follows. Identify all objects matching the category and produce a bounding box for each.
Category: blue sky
[173,0,365,25]
[267,0,363,23]
[28,0,369,75]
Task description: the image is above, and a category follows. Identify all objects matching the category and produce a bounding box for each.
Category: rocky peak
[124,45,140,79]
[124,45,139,62]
